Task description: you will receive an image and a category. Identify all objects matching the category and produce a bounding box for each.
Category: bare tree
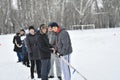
[0,0,120,34]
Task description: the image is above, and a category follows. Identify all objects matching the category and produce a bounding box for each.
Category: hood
[56,26,65,33]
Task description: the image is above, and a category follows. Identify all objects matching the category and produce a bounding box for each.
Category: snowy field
[0,28,120,80]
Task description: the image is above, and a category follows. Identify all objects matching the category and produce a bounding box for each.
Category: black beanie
[29,26,34,30]
[50,22,59,27]
[48,22,52,27]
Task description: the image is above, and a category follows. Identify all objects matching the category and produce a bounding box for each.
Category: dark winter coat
[26,33,40,60]
[55,27,73,56]
[13,35,22,52]
[37,31,52,59]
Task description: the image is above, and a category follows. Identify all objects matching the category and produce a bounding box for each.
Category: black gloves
[55,50,58,54]
[58,54,63,58]
[54,51,63,57]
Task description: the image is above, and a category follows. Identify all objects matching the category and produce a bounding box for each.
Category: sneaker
[48,76,54,78]
[58,76,62,80]
[31,75,34,79]
[23,62,26,65]
[27,64,30,67]
[38,75,41,78]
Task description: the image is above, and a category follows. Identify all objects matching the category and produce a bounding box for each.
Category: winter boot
[58,76,62,80]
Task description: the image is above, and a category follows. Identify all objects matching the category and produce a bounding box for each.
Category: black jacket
[13,35,22,52]
[26,33,40,60]
[37,32,52,59]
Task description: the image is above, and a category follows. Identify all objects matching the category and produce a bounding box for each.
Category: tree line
[0,0,120,34]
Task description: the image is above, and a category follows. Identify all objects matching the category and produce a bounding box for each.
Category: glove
[55,50,58,54]
[58,54,63,58]
[50,48,55,53]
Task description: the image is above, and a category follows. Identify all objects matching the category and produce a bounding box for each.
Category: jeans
[23,54,30,66]
[16,51,23,62]
[41,59,51,80]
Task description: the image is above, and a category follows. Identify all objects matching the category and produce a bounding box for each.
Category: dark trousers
[30,60,41,79]
[41,59,51,80]
[16,51,23,62]
[23,55,30,66]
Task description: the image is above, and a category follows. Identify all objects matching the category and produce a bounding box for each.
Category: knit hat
[48,22,52,27]
[50,22,59,28]
[40,24,47,30]
[20,29,25,32]
[29,26,34,30]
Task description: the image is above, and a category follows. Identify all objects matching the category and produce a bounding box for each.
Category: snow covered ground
[0,28,120,80]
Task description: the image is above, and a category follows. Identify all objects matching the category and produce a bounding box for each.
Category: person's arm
[25,36,32,54]
[38,36,53,53]
[13,36,15,44]
[59,31,70,55]
[15,39,22,48]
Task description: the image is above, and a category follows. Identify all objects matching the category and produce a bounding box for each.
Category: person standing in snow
[26,26,41,79]
[47,23,62,80]
[22,38,30,67]
[19,29,30,67]
[51,22,73,80]
[13,32,23,62]
[37,24,55,80]
[20,29,25,61]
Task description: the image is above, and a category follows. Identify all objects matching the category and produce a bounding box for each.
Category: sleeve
[15,39,22,48]
[59,31,70,55]
[25,36,32,54]
[13,36,15,44]
[38,36,52,53]
[13,36,22,48]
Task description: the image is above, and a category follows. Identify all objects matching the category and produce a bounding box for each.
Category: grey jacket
[26,33,40,60]
[56,27,72,56]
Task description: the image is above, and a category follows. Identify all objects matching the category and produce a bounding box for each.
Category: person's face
[29,29,35,35]
[20,31,25,36]
[41,28,47,34]
[48,27,52,32]
[52,26,58,32]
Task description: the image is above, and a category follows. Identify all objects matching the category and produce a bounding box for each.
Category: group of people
[13,22,73,80]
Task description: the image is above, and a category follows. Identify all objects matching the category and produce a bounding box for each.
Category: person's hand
[50,48,55,53]
[58,54,63,58]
